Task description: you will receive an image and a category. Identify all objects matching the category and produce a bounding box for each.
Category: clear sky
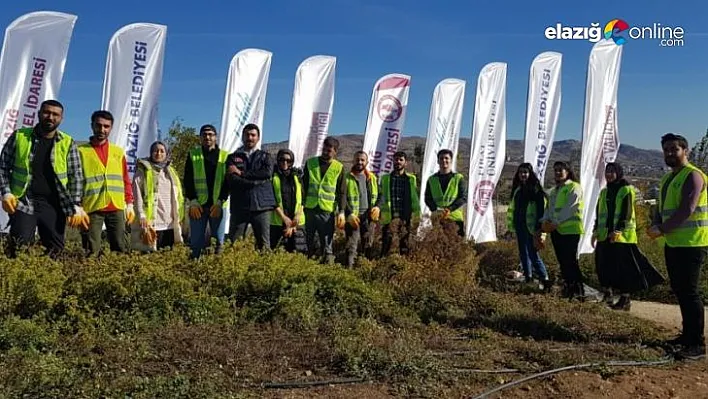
[2,0,706,150]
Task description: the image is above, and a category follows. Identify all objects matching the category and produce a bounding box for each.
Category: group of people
[507,133,707,360]
[1,100,704,360]
[0,100,468,267]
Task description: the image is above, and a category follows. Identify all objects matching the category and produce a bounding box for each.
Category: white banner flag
[523,51,562,184]
[287,55,336,167]
[362,74,411,176]
[218,48,271,152]
[578,40,623,255]
[102,23,167,177]
[0,11,77,231]
[419,78,465,229]
[465,62,507,243]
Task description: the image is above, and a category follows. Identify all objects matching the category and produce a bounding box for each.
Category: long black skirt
[595,241,665,293]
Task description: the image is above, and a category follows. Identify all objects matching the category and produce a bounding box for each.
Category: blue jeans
[189,207,225,259]
[516,225,548,280]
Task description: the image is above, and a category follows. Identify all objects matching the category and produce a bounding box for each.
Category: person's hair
[40,100,63,111]
[605,162,629,185]
[553,161,577,182]
[91,110,114,124]
[511,163,544,200]
[661,133,689,150]
[437,149,453,160]
[323,137,339,151]
[393,151,407,160]
[353,150,367,159]
[242,123,260,136]
[200,124,217,135]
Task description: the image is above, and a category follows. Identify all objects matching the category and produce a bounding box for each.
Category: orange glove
[370,206,380,222]
[209,200,223,218]
[347,214,360,229]
[442,208,451,219]
[541,220,556,233]
[609,231,621,243]
[68,206,90,230]
[336,213,346,230]
[2,194,18,214]
[125,204,135,224]
[188,200,202,220]
[142,225,157,246]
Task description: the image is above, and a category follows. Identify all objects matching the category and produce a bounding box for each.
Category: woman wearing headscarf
[540,161,586,299]
[270,149,307,253]
[131,141,185,252]
[592,162,664,310]
[507,163,551,290]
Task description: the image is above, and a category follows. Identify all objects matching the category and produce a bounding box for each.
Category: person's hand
[370,206,380,222]
[140,217,149,230]
[292,213,301,227]
[188,200,202,220]
[442,208,451,219]
[68,205,90,230]
[541,220,557,233]
[209,200,223,218]
[282,215,293,228]
[609,231,621,243]
[2,193,18,214]
[347,214,360,229]
[228,164,242,176]
[336,213,346,230]
[647,225,662,239]
[142,225,157,246]
[125,204,135,224]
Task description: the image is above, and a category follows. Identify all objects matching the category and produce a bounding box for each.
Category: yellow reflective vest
[79,142,126,213]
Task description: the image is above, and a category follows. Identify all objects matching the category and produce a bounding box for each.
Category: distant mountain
[262,134,666,182]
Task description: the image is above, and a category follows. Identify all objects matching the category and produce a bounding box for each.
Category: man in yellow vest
[375,151,420,256]
[0,100,86,258]
[648,133,708,361]
[342,151,378,267]
[78,110,135,256]
[303,136,346,265]
[183,124,229,259]
[424,149,467,236]
[270,149,306,253]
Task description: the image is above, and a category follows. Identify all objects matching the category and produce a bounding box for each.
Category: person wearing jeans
[648,133,708,361]
[183,124,229,259]
[507,163,550,290]
[541,161,585,299]
[225,123,275,251]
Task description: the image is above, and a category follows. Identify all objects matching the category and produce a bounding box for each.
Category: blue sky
[2,0,707,150]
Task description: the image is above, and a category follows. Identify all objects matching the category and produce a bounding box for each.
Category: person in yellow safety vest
[0,100,86,259]
[342,151,378,267]
[507,163,551,291]
[540,161,585,300]
[424,149,467,236]
[648,133,708,361]
[183,124,229,259]
[302,136,346,265]
[591,162,664,311]
[270,149,306,253]
[376,151,420,256]
[131,141,185,252]
[78,110,135,256]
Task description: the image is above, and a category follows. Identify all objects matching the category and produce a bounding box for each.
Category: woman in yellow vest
[131,141,185,252]
[540,161,585,299]
[270,149,306,253]
[591,162,664,310]
[507,163,551,290]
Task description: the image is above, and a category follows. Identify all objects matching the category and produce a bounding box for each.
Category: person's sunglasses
[278,158,292,164]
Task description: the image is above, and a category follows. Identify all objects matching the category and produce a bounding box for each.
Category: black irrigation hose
[260,377,369,389]
[470,356,674,399]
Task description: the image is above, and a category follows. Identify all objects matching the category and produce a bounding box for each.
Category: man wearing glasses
[270,148,305,252]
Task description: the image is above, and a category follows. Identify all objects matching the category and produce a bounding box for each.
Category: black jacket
[226,148,276,211]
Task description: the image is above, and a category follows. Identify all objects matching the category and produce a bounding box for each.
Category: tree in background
[164,118,200,181]
[689,127,708,172]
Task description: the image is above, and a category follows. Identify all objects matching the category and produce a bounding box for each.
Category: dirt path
[630,300,708,336]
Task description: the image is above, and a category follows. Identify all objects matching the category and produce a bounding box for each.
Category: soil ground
[261,301,708,398]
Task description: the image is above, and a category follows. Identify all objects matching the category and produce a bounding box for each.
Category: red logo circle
[474,180,495,215]
[377,95,402,123]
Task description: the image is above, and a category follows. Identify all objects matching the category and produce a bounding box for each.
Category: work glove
[188,200,202,220]
[125,204,135,224]
[141,225,157,246]
[335,212,346,230]
[646,225,662,239]
[441,208,451,219]
[370,206,380,222]
[534,233,546,250]
[68,205,90,230]
[2,193,18,214]
[209,200,223,218]
[347,214,360,229]
[283,226,295,238]
[541,220,556,233]
[609,231,621,243]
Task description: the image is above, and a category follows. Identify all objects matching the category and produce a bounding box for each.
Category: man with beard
[376,151,420,256]
[0,100,85,258]
[302,136,346,265]
[270,149,306,253]
[648,133,708,361]
[342,151,378,267]
[225,123,275,251]
[78,110,135,256]
[424,149,467,236]
[184,124,229,259]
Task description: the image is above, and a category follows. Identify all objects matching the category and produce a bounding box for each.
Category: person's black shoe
[541,279,552,293]
[611,295,631,311]
[674,345,706,361]
[664,334,687,348]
